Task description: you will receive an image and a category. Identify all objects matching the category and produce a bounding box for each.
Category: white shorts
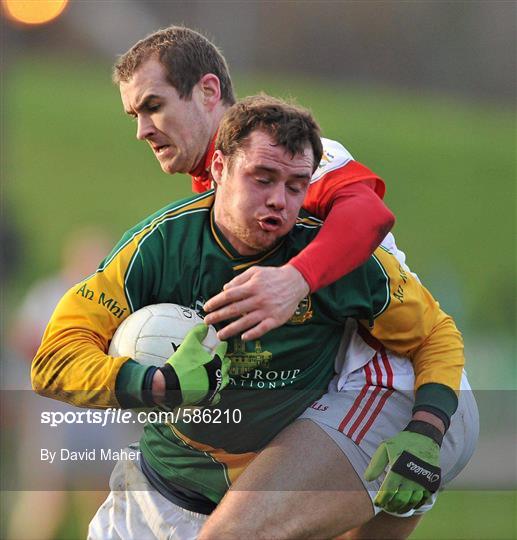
[299,333,479,517]
[87,445,207,540]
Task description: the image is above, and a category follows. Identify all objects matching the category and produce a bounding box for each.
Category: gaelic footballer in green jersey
[33,96,464,517]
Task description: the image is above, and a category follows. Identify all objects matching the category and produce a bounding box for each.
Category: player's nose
[136,115,155,141]
[266,185,287,210]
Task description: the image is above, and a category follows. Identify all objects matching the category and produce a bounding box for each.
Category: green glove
[158,324,230,407]
[364,423,442,514]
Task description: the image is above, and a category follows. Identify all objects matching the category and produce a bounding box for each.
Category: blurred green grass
[412,491,516,540]
[40,490,517,540]
[2,54,516,540]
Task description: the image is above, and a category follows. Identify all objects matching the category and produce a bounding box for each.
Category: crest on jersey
[288,295,313,324]
[317,150,335,170]
[311,138,354,183]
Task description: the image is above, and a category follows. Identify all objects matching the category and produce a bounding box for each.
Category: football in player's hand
[108,303,220,367]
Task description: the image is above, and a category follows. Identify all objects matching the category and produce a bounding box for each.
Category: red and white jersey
[303,137,385,219]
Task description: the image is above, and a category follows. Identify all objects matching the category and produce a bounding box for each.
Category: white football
[108,303,220,367]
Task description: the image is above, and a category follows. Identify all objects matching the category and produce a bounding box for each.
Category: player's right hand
[203,264,310,341]
[158,324,230,407]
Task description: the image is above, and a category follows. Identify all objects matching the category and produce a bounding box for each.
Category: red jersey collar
[190,132,217,194]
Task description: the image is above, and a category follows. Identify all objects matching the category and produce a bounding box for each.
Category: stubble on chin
[234,225,279,254]
[243,231,277,253]
[222,212,277,254]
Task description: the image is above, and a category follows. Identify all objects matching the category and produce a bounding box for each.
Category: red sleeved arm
[289,181,395,292]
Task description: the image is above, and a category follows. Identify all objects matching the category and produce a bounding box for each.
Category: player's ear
[211,150,226,186]
[198,74,221,108]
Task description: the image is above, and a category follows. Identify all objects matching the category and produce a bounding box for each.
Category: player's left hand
[159,324,230,407]
[203,265,310,341]
[364,429,441,514]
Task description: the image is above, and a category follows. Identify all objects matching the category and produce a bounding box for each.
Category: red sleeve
[289,180,395,292]
[303,160,386,217]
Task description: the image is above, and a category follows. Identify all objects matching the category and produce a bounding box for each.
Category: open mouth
[152,144,170,155]
[153,144,169,154]
[258,216,283,231]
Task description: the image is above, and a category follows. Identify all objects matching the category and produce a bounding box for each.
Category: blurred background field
[1,1,515,539]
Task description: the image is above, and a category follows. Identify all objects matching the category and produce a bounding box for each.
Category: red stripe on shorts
[354,388,394,444]
[373,354,383,386]
[346,386,382,439]
[380,348,394,389]
[337,367,370,433]
[338,384,368,433]
[365,361,373,386]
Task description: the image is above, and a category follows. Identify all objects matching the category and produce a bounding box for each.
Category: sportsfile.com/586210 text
[40,407,242,428]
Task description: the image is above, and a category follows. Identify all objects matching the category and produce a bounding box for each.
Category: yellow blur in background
[2,0,68,25]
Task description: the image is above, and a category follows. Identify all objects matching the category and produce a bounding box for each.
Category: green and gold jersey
[32,191,464,502]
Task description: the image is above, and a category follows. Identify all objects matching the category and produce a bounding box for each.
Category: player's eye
[256,178,271,185]
[147,103,161,113]
[287,184,301,194]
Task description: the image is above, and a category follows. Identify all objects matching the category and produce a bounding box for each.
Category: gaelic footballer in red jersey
[114,26,395,341]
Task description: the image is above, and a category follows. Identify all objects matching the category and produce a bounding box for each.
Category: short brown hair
[113,26,235,105]
[216,95,323,173]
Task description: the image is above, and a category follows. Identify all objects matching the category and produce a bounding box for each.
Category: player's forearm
[410,310,465,391]
[33,330,158,410]
[410,312,464,430]
[290,182,395,292]
[32,333,129,408]
[412,382,458,431]
[114,359,155,408]
[412,410,446,434]
[362,248,464,428]
[372,318,462,430]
